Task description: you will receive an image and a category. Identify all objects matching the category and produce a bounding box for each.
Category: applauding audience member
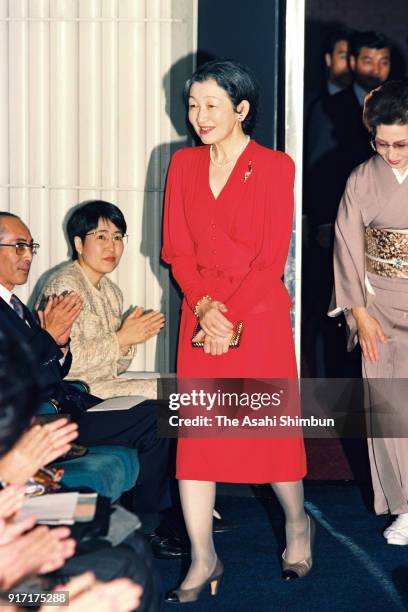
[0,326,162,610]
[40,201,164,400]
[0,419,78,486]
[0,331,76,590]
[0,211,171,516]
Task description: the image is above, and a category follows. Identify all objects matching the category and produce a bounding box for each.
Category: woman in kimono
[162,60,310,604]
[331,79,408,544]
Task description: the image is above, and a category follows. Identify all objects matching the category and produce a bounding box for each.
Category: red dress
[162,140,306,483]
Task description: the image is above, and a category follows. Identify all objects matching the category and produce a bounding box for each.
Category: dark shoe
[165,558,224,604]
[282,515,316,581]
[148,533,190,559]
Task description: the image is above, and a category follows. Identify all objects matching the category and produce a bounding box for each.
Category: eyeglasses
[370,139,408,153]
[0,242,40,255]
[85,230,128,244]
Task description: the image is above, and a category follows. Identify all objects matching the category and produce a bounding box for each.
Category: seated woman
[40,201,164,399]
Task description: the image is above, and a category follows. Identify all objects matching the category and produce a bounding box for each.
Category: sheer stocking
[178,480,217,589]
[271,480,309,563]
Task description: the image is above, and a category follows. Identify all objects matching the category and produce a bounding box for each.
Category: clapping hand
[0,419,78,485]
[37,293,83,346]
[117,307,165,348]
[0,486,25,521]
[0,486,34,546]
[0,525,75,589]
[54,572,143,612]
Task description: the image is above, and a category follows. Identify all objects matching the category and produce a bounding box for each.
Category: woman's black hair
[184,59,260,135]
[363,79,408,134]
[66,200,127,260]
[0,327,40,457]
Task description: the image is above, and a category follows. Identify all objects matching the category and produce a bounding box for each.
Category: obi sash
[365,227,408,279]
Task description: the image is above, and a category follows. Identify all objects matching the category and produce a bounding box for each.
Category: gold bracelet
[194,295,212,318]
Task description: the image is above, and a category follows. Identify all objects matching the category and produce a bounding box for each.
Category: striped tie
[10,295,25,320]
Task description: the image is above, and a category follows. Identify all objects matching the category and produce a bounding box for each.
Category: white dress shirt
[0,282,14,307]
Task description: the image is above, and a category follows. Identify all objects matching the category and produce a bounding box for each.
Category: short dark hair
[66,201,127,260]
[0,327,39,457]
[184,59,260,135]
[350,30,391,58]
[323,26,353,56]
[363,79,408,134]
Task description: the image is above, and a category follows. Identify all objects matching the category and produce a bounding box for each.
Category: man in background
[303,30,391,378]
[306,30,391,232]
[304,26,353,132]
[321,26,353,98]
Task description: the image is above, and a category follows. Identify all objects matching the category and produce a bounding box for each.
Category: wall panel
[0,0,197,371]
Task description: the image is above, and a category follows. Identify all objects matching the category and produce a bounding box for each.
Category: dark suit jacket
[0,296,99,415]
[0,295,173,514]
[325,86,373,171]
[304,86,374,227]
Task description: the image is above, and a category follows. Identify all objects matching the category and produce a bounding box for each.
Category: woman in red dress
[162,60,311,603]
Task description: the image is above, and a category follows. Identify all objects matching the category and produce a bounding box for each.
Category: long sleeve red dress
[162,140,306,483]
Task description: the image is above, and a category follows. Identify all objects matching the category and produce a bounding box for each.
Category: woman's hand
[0,525,75,590]
[54,572,143,612]
[352,306,387,363]
[0,486,25,520]
[0,515,36,546]
[0,419,78,484]
[204,335,230,355]
[192,329,231,355]
[117,307,165,348]
[196,300,233,337]
[37,526,76,574]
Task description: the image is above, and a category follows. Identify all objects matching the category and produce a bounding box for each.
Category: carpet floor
[156,482,408,612]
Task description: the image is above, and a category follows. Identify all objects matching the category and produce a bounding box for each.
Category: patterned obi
[365,228,408,278]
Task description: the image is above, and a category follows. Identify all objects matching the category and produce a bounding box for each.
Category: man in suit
[305,26,353,120]
[0,211,171,516]
[322,27,353,97]
[303,31,391,379]
[0,211,230,556]
[306,30,391,233]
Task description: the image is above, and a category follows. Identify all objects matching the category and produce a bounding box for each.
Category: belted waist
[365,228,408,279]
[197,265,249,281]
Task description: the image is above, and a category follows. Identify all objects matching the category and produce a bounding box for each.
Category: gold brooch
[242,161,253,183]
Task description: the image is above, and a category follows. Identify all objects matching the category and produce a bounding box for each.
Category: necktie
[10,295,25,320]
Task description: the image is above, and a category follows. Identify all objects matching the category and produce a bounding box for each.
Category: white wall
[284,0,305,363]
[0,0,197,371]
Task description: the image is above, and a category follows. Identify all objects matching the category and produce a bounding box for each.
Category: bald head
[0,212,20,241]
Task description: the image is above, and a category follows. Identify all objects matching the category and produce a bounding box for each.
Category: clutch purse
[191,320,243,348]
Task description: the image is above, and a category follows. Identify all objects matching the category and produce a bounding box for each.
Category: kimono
[331,154,408,515]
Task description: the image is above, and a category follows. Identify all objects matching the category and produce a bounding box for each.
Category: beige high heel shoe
[165,558,224,604]
[282,515,316,581]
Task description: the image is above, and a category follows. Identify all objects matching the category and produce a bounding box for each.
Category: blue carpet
[156,483,408,611]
